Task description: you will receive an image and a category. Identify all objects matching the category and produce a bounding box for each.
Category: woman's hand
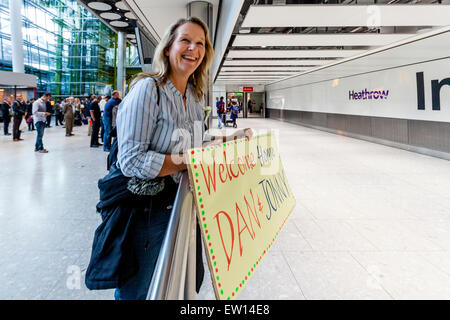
[225,127,254,142]
[243,127,253,140]
[157,153,187,177]
[203,127,254,146]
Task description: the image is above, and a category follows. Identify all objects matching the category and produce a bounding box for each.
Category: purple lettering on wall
[348,89,389,101]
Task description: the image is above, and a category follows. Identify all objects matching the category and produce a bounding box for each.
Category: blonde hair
[131,17,214,101]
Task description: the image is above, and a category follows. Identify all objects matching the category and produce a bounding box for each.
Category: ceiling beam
[233,33,416,47]
[242,5,450,28]
[217,75,285,78]
[219,73,296,76]
[223,59,334,66]
[227,49,366,58]
[221,66,309,71]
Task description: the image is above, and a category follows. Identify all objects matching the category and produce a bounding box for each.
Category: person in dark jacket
[45,99,53,128]
[102,91,120,152]
[26,98,35,131]
[89,96,103,148]
[1,96,12,135]
[54,100,63,126]
[12,94,26,141]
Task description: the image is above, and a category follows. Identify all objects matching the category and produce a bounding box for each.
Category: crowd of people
[215,96,240,129]
[0,90,121,153]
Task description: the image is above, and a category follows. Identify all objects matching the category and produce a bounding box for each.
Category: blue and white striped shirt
[32,98,48,123]
[116,77,205,182]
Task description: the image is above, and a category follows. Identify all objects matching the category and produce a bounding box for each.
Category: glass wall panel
[0,0,116,98]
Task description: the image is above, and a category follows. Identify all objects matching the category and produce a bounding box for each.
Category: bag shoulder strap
[107,77,160,171]
[153,77,160,105]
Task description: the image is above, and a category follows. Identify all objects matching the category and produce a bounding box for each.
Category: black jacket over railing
[85,166,149,290]
[85,164,204,292]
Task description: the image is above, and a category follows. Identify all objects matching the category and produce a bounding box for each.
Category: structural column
[187,1,213,127]
[187,1,213,34]
[9,0,24,73]
[116,31,127,96]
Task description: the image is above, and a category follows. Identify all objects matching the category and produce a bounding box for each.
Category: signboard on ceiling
[243,87,254,92]
[186,132,296,300]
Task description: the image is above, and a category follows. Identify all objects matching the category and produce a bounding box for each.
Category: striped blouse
[116,76,206,183]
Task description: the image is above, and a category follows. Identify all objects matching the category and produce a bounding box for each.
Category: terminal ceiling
[78,0,450,86]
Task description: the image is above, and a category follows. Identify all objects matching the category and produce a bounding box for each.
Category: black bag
[85,196,140,289]
[84,161,149,289]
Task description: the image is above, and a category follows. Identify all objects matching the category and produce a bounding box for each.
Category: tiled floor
[197,118,450,300]
[1,118,449,300]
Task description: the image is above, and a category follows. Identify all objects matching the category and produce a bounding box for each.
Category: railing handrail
[146,171,195,300]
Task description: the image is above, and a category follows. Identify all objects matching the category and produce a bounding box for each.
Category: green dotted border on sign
[189,132,288,300]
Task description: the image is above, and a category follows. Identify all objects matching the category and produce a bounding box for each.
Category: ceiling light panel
[223,59,334,66]
[242,5,450,28]
[219,72,296,76]
[216,80,277,83]
[216,77,276,80]
[87,2,112,11]
[124,12,136,19]
[115,1,130,11]
[217,78,275,80]
[100,12,121,20]
[218,75,284,79]
[221,66,308,72]
[110,21,129,27]
[233,34,415,47]
[227,49,366,59]
[220,75,277,77]
[217,76,285,80]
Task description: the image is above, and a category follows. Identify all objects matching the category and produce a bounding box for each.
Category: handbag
[19,119,28,131]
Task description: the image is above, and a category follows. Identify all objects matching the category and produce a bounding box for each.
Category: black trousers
[100,120,104,142]
[55,113,63,126]
[27,118,34,131]
[13,118,22,139]
[90,119,101,146]
[3,118,10,134]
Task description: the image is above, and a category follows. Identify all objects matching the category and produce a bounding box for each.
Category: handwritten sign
[186,132,296,300]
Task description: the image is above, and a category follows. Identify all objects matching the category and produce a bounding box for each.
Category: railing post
[184,202,197,300]
[146,172,197,300]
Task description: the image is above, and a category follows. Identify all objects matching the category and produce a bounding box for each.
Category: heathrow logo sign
[349,88,389,101]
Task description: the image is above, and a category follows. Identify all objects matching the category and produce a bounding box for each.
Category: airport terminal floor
[1,118,450,300]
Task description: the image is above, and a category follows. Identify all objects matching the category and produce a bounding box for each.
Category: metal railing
[146,171,197,300]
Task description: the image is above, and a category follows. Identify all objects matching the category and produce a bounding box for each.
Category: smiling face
[165,22,206,83]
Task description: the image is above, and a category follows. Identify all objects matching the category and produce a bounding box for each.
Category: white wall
[266,27,450,123]
[211,0,245,79]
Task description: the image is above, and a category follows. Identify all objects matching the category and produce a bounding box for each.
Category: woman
[114,17,251,300]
